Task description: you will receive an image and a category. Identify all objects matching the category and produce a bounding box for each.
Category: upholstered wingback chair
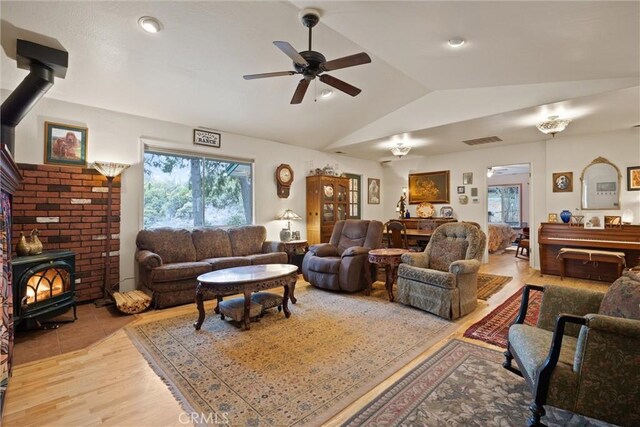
[396,222,486,319]
[302,219,383,292]
[504,271,640,427]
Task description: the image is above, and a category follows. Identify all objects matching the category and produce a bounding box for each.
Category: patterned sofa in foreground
[135,226,287,308]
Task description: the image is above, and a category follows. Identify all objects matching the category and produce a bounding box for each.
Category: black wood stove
[12,250,77,329]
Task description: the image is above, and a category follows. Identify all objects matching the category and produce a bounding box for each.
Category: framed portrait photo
[552,172,573,192]
[44,122,87,166]
[584,213,605,230]
[627,166,640,191]
[457,186,465,194]
[367,178,380,204]
[462,172,473,185]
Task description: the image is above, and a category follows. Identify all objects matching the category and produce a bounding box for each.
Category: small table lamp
[92,161,130,306]
[278,209,302,242]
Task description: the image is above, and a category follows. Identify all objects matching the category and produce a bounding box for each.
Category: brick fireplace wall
[11,163,121,302]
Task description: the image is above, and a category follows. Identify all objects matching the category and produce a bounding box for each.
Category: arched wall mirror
[580,157,621,210]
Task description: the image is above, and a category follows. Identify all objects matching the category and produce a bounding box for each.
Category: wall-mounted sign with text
[193,129,221,148]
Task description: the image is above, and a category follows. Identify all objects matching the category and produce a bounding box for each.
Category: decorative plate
[459,195,469,205]
[323,185,334,198]
[416,202,435,218]
[440,206,454,218]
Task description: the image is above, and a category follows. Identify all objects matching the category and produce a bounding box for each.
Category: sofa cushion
[151,261,211,283]
[203,257,251,271]
[429,239,469,272]
[137,228,196,263]
[192,227,233,260]
[599,276,640,320]
[246,252,287,265]
[228,225,266,256]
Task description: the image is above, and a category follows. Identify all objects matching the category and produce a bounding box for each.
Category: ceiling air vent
[462,136,503,146]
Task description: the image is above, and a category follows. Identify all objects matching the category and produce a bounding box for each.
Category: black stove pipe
[0,39,67,155]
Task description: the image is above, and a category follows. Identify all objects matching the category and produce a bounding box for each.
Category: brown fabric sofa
[135,226,287,308]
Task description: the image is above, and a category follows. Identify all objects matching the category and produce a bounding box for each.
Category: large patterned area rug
[343,340,612,427]
[477,273,512,300]
[126,286,456,426]
[463,287,541,348]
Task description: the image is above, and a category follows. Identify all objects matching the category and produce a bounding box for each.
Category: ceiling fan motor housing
[295,50,326,80]
[299,8,320,28]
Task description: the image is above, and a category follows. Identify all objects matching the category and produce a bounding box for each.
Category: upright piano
[538,223,640,282]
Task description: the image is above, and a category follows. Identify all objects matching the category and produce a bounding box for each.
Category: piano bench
[558,248,626,280]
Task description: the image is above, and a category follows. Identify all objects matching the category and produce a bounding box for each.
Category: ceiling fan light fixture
[320,89,333,98]
[536,115,571,137]
[390,143,411,158]
[138,16,162,33]
[448,38,466,48]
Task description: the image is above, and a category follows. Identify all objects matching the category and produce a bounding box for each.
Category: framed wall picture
[408,170,450,204]
[44,122,87,166]
[457,186,465,194]
[462,172,473,185]
[627,166,640,191]
[604,215,622,227]
[548,213,558,223]
[367,178,380,204]
[194,129,221,148]
[552,172,573,192]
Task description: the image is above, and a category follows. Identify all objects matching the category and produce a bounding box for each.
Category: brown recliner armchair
[302,219,383,292]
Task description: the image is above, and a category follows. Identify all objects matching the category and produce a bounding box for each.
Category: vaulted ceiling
[2,1,638,161]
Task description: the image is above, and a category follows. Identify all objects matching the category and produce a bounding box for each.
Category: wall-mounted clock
[276,164,294,198]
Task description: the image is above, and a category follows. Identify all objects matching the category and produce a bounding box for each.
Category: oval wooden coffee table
[194,264,298,331]
[367,248,409,302]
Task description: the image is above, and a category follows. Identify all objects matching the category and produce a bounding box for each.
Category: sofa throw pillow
[598,276,640,320]
[429,239,469,272]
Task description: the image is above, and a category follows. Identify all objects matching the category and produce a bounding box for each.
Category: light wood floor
[2,252,598,427]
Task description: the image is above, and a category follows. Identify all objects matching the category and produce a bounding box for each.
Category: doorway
[486,163,531,259]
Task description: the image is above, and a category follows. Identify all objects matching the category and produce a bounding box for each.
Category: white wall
[487,172,530,226]
[382,128,640,269]
[4,91,385,291]
[545,128,640,222]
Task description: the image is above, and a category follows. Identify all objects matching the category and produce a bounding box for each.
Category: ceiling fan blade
[320,52,371,72]
[290,79,310,104]
[243,71,296,80]
[319,74,362,97]
[273,41,309,66]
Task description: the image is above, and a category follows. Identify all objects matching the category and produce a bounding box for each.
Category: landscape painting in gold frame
[408,171,450,204]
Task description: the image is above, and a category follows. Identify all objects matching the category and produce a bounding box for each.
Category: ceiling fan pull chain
[314,80,317,102]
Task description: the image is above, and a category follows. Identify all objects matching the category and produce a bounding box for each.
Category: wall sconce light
[487,167,494,178]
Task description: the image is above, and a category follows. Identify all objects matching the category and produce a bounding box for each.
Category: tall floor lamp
[92,161,130,307]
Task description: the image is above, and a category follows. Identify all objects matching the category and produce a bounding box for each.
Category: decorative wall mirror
[580,157,621,210]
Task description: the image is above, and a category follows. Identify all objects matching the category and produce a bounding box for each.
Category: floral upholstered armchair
[504,271,640,427]
[302,219,383,292]
[396,222,486,319]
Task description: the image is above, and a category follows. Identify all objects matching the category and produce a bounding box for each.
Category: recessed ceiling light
[138,16,162,33]
[448,38,465,48]
[320,89,333,98]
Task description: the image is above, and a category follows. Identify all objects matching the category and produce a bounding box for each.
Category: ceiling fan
[243,8,371,104]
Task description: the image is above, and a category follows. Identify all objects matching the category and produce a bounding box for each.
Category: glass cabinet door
[337,204,346,221]
[323,184,335,201]
[322,203,335,222]
[336,183,347,202]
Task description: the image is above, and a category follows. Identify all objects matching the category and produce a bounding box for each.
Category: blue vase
[560,210,572,223]
[405,211,410,218]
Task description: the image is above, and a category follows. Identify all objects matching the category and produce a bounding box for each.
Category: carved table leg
[194,283,205,330]
[385,263,395,302]
[290,280,297,304]
[364,260,373,296]
[282,282,291,318]
[243,289,252,331]
[214,295,223,314]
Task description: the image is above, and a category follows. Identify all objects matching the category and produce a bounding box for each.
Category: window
[346,173,361,219]
[143,149,253,228]
[488,184,521,228]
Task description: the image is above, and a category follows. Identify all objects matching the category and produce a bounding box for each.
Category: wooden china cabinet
[306,175,350,245]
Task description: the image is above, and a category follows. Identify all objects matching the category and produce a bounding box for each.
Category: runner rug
[126,285,456,426]
[342,339,611,427]
[464,287,541,348]
[476,273,512,300]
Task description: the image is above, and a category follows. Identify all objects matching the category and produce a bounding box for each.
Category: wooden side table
[282,239,308,272]
[367,248,409,302]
